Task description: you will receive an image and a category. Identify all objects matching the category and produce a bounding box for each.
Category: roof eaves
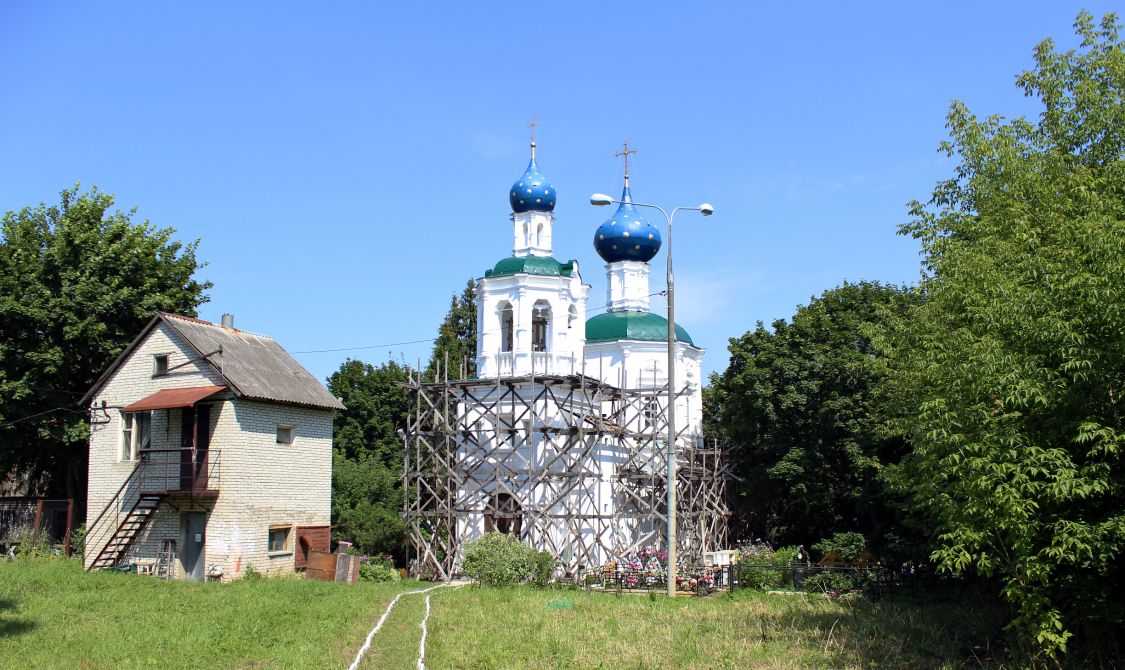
[78,314,165,407]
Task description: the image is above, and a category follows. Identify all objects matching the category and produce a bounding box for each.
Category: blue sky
[1,1,1116,384]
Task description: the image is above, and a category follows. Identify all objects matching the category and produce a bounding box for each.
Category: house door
[182,512,206,582]
[194,405,210,490]
[179,406,211,490]
[180,407,195,490]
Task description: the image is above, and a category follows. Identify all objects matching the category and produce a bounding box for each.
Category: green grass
[0,558,420,669]
[1,559,1005,669]
[359,586,1006,670]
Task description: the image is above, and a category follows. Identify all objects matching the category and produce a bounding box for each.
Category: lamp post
[590,192,713,596]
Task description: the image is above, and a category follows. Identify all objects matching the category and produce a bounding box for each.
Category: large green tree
[706,281,920,554]
[425,278,477,381]
[0,184,209,502]
[329,278,477,560]
[889,13,1124,660]
[327,358,412,559]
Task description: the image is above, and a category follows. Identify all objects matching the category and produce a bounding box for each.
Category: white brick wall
[85,321,333,580]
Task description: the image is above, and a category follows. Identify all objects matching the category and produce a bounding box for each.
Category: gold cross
[528,116,540,143]
[615,140,638,179]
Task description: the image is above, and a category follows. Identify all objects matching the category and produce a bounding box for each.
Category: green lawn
[1,559,1005,669]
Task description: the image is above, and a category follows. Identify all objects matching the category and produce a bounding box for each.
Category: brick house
[80,312,344,581]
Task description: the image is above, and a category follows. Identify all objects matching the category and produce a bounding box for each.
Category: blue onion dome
[509,143,556,213]
[593,183,662,263]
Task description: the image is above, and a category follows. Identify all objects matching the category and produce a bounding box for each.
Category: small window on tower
[153,354,169,376]
[276,425,294,445]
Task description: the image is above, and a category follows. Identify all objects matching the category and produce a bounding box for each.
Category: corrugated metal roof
[122,385,227,412]
[161,314,345,410]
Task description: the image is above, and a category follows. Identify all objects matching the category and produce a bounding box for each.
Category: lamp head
[698,203,714,216]
[590,193,614,206]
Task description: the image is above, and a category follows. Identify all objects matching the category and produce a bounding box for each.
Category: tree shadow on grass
[770,596,1006,669]
[0,597,37,637]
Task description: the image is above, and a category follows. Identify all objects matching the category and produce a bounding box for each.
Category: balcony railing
[496,352,514,377]
[138,448,221,494]
[531,352,552,374]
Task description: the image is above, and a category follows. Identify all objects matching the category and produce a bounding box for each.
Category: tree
[889,13,1124,660]
[327,358,412,559]
[0,184,209,502]
[329,358,412,463]
[706,281,920,554]
[425,279,477,381]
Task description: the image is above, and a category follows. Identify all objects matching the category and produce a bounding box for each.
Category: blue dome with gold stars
[510,151,556,213]
[593,184,661,263]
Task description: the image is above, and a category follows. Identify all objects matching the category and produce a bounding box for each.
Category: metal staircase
[86,493,165,571]
[83,448,221,572]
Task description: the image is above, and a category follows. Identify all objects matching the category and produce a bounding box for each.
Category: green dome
[585,311,694,345]
[485,256,577,278]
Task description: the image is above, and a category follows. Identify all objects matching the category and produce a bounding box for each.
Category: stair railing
[80,461,140,568]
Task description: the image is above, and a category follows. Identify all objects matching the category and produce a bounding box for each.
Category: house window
[153,354,169,376]
[276,425,294,445]
[120,411,151,461]
[268,526,292,553]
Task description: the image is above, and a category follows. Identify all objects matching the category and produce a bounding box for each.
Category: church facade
[402,138,727,579]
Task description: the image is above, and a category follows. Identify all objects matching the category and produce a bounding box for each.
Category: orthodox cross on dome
[528,116,540,159]
[616,140,638,185]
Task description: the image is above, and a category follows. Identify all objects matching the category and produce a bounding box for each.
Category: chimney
[221,313,235,329]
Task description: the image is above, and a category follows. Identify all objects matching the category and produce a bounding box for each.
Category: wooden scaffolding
[401,368,732,580]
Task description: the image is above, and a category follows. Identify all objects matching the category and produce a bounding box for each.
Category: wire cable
[292,290,669,355]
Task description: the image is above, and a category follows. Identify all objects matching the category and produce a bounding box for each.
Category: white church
[402,137,728,579]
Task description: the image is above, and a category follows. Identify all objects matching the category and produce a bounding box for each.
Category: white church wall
[477,272,588,378]
[584,340,706,435]
[605,261,652,312]
[512,211,554,258]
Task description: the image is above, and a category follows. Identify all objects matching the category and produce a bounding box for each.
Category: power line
[289,290,669,355]
[26,385,85,396]
[0,405,84,430]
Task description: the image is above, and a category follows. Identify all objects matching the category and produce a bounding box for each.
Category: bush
[531,550,555,587]
[4,525,57,559]
[812,532,865,563]
[772,545,802,566]
[460,532,540,587]
[804,571,853,594]
[359,557,400,583]
[736,540,784,590]
[243,563,263,581]
[68,524,87,560]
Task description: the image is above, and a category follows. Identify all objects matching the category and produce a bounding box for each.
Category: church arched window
[498,302,514,353]
[522,222,529,247]
[567,305,577,329]
[536,222,543,247]
[485,492,522,536]
[532,301,551,352]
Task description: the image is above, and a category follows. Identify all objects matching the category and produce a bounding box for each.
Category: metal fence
[580,561,956,599]
[0,497,75,554]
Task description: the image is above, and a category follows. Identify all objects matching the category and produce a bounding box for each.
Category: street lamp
[590,192,713,597]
